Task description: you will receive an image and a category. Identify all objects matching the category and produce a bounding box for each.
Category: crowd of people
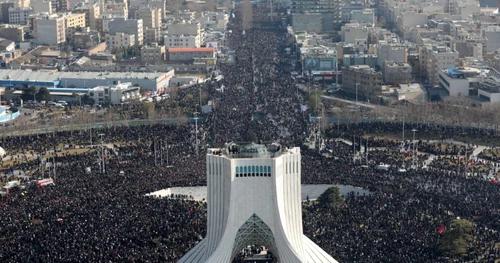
[0,3,498,263]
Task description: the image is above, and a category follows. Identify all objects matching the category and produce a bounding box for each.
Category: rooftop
[207,142,296,159]
[0,69,174,82]
[442,67,487,79]
[168,47,215,53]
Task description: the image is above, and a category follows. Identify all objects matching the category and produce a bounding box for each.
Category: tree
[317,186,344,210]
[81,94,94,105]
[438,219,473,257]
[142,102,155,119]
[21,86,37,101]
[36,87,50,101]
[307,90,322,115]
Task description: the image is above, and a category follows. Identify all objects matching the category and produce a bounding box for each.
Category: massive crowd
[0,4,499,263]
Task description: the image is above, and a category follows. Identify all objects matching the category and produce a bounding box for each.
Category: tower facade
[179,143,338,263]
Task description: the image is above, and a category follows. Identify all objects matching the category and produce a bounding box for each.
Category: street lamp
[355,83,359,108]
[411,128,417,168]
[193,112,200,156]
[33,87,39,102]
[99,133,105,174]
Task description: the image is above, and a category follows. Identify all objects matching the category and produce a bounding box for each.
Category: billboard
[304,58,320,70]
[206,42,218,49]
[304,57,338,70]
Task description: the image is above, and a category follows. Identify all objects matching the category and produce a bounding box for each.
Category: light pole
[99,133,105,174]
[355,83,359,109]
[411,128,417,168]
[402,116,405,143]
[193,112,199,156]
[317,116,322,154]
[33,88,39,102]
[199,86,202,112]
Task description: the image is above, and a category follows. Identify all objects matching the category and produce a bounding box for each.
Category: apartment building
[350,9,375,25]
[199,11,229,31]
[376,41,407,70]
[141,43,165,61]
[31,14,66,45]
[291,0,342,31]
[0,24,24,42]
[133,6,161,30]
[129,0,166,20]
[108,18,143,46]
[65,13,86,41]
[384,61,413,85]
[482,26,500,53]
[165,22,201,36]
[1,3,14,23]
[164,34,201,48]
[167,47,215,61]
[420,45,459,86]
[31,0,52,15]
[342,1,363,22]
[341,22,370,44]
[51,0,70,12]
[106,32,136,51]
[342,65,383,97]
[8,7,33,25]
[74,3,100,30]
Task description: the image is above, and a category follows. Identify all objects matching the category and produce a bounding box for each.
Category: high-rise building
[178,143,338,263]
[0,3,15,23]
[51,0,69,12]
[291,0,342,32]
[133,6,161,30]
[8,7,33,25]
[74,3,99,30]
[30,14,66,45]
[108,18,143,46]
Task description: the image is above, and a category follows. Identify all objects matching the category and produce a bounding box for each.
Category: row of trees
[111,46,142,60]
[19,86,94,105]
[20,86,50,102]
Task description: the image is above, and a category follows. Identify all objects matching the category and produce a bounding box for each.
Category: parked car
[57,100,68,106]
[54,103,64,108]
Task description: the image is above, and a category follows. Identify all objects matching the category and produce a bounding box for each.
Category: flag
[493,178,498,185]
[437,225,445,234]
[300,105,307,112]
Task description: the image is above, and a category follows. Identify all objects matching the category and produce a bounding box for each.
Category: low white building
[438,67,475,97]
[163,34,201,48]
[88,81,141,105]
